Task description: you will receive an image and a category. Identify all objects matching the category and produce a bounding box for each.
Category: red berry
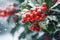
[26,13,30,17]
[27,17,31,21]
[31,11,36,14]
[0,12,5,17]
[41,14,45,18]
[30,8,36,12]
[31,26,35,30]
[37,9,41,12]
[41,7,46,11]
[28,27,32,30]
[38,17,43,21]
[28,26,35,32]
[5,10,9,16]
[31,18,35,22]
[22,19,26,23]
[53,0,58,3]
[42,3,47,7]
[36,16,40,20]
[29,15,35,22]
[34,12,38,16]
[36,28,40,32]
[22,14,26,19]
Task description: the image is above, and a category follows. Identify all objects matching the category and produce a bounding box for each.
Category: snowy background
[0,0,60,40]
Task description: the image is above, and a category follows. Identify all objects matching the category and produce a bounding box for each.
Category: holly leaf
[50,9,60,12]
[18,0,24,3]
[47,20,57,33]
[45,0,52,9]
[23,22,29,30]
[31,0,45,6]
[10,22,21,35]
[20,3,32,10]
[18,30,32,40]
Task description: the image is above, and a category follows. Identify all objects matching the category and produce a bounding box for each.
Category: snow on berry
[21,3,47,23]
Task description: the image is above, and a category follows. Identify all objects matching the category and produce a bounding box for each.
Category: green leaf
[57,17,60,22]
[39,19,47,30]
[50,8,60,13]
[7,15,13,23]
[38,0,45,5]
[47,24,55,33]
[20,4,32,10]
[18,0,24,3]
[31,0,45,6]
[23,22,29,30]
[10,22,21,35]
[47,20,56,33]
[45,0,52,9]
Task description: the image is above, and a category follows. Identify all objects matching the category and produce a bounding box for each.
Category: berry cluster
[0,3,17,17]
[0,8,15,17]
[21,3,47,23]
[28,22,42,32]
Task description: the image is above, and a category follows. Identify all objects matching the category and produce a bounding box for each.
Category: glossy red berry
[26,13,31,17]
[5,10,9,16]
[41,14,45,18]
[22,19,26,23]
[41,7,46,11]
[31,18,35,22]
[27,17,31,21]
[36,16,40,20]
[0,12,5,17]
[42,3,47,7]
[38,17,43,21]
[53,0,58,3]
[28,27,32,30]
[36,27,40,32]
[22,14,26,19]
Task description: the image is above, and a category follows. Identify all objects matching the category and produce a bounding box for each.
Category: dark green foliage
[18,0,24,3]
[47,20,58,33]
[7,9,20,23]
[53,4,60,10]
[54,30,60,40]
[10,15,21,35]
[26,5,32,10]
[18,30,33,40]
[10,22,21,35]
[45,0,52,9]
[18,31,27,39]
[31,33,39,40]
